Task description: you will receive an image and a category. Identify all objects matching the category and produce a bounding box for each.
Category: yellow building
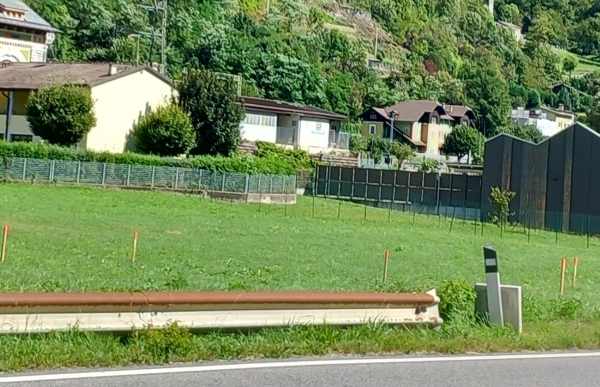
[0,63,176,152]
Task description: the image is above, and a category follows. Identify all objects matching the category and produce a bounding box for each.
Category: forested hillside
[25,0,600,135]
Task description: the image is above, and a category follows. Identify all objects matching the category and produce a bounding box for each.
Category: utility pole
[141,0,168,74]
[160,0,168,74]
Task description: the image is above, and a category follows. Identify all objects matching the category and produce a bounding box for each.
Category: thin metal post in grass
[412,208,416,226]
[449,207,456,233]
[1,225,9,263]
[473,218,477,235]
[388,200,392,223]
[382,249,390,284]
[364,205,367,222]
[131,230,139,263]
[337,201,342,220]
[555,229,559,245]
[527,215,531,244]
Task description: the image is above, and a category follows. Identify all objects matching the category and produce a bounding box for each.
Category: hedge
[0,141,309,176]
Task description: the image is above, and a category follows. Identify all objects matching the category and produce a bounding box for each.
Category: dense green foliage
[499,123,544,143]
[389,142,415,168]
[25,85,96,146]
[179,69,245,156]
[0,141,300,175]
[26,0,600,139]
[133,104,195,156]
[255,142,314,171]
[441,124,484,162]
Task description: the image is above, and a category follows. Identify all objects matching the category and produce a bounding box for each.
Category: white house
[240,96,348,155]
[0,62,176,152]
[0,0,57,63]
[511,106,576,138]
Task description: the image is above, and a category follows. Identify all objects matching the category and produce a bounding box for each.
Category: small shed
[482,123,600,233]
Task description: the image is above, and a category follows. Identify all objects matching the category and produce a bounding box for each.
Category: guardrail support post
[151,166,156,188]
[76,161,81,184]
[49,160,55,182]
[126,165,131,186]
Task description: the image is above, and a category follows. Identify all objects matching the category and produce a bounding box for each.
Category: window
[369,124,376,135]
[243,113,276,127]
[10,134,32,142]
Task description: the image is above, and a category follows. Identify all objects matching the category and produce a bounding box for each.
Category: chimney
[108,63,119,76]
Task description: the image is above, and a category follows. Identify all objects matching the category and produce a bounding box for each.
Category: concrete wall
[424,123,452,155]
[87,69,174,153]
[297,117,330,154]
[240,110,278,143]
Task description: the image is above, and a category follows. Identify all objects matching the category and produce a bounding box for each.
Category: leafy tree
[499,124,544,143]
[179,69,245,156]
[133,104,195,156]
[563,56,577,78]
[586,98,600,133]
[441,124,484,163]
[462,56,511,136]
[389,141,415,169]
[526,89,541,109]
[26,85,96,146]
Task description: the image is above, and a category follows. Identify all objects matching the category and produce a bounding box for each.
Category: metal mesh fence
[0,157,296,195]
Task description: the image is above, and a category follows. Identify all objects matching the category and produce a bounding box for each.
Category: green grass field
[0,183,597,311]
[1,182,600,371]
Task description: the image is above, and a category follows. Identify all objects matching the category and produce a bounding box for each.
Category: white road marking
[1,352,600,383]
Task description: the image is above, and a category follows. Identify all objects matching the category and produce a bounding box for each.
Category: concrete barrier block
[475,283,522,334]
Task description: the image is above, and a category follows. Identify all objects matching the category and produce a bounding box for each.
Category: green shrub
[133,104,195,156]
[131,323,193,363]
[438,280,477,323]
[0,141,297,175]
[255,141,313,171]
[26,85,96,146]
[489,187,516,226]
[419,158,441,173]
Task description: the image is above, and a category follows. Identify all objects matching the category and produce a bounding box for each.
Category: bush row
[0,141,310,176]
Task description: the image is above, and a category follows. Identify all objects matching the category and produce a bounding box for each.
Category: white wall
[88,69,174,153]
[297,118,330,154]
[240,111,277,143]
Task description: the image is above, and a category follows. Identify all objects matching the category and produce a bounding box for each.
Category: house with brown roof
[0,62,175,152]
[361,100,475,157]
[0,0,58,63]
[240,96,348,155]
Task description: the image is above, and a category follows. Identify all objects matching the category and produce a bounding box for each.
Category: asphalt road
[2,352,600,387]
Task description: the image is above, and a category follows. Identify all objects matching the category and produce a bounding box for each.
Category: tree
[26,85,96,146]
[179,69,245,156]
[586,98,600,132]
[563,56,577,79]
[389,141,415,169]
[462,56,511,136]
[441,124,484,163]
[133,104,195,156]
[499,124,544,143]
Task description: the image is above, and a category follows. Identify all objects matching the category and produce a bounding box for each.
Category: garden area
[0,183,599,370]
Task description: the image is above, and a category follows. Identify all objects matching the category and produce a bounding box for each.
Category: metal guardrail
[0,291,442,333]
[0,157,297,195]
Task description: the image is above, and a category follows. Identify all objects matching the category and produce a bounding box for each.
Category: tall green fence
[0,157,296,195]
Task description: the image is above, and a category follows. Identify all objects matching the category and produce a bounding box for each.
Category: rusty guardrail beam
[0,291,442,334]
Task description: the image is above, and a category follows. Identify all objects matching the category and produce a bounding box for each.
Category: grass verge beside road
[1,320,600,372]
[0,183,599,371]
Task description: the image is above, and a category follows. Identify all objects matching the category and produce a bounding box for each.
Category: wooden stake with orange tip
[382,249,390,284]
[0,225,8,263]
[560,257,567,296]
[131,231,140,263]
[572,257,579,288]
